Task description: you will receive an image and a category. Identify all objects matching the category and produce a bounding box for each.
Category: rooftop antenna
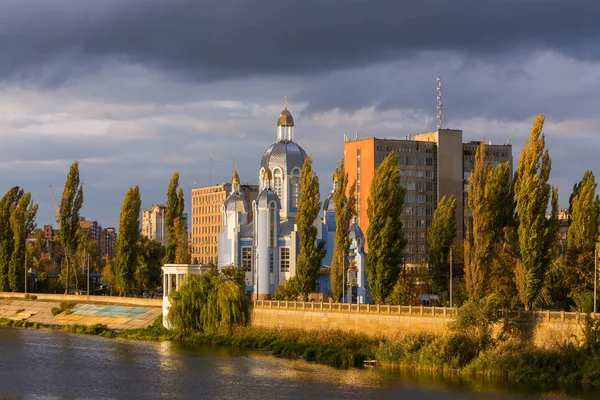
[425,109,430,130]
[209,152,214,186]
[436,76,443,129]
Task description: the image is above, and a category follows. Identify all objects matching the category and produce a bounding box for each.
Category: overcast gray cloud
[0,0,598,228]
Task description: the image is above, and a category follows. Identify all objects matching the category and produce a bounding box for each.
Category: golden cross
[233,163,237,171]
[283,95,288,109]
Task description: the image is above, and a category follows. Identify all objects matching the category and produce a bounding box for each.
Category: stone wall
[0,292,162,307]
[250,300,592,347]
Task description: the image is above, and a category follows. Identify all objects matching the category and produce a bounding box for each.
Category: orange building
[191,183,258,265]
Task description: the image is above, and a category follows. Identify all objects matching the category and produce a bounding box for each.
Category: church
[217,102,368,302]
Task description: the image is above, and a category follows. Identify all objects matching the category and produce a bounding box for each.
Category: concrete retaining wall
[0,292,162,307]
[251,300,592,347]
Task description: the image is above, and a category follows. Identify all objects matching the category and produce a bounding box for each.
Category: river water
[1,327,599,400]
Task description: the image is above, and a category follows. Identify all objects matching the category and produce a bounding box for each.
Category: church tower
[254,168,281,298]
[260,98,307,220]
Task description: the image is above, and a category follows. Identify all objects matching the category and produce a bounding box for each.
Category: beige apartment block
[191,183,258,265]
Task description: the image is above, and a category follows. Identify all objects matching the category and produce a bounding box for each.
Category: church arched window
[273,169,282,199]
[290,168,301,208]
[269,202,276,272]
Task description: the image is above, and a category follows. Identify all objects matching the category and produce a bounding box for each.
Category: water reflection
[0,327,598,400]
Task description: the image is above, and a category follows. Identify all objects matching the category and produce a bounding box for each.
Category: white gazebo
[161,264,211,328]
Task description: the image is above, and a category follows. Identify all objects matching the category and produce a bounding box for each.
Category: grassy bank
[3,317,600,386]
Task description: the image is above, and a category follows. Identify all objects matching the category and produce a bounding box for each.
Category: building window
[280,247,290,272]
[242,247,252,271]
[274,169,283,199]
[291,173,300,208]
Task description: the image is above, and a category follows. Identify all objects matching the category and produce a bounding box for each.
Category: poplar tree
[164,172,187,264]
[565,170,600,294]
[58,161,84,294]
[427,195,456,295]
[464,141,512,300]
[513,114,559,310]
[174,188,190,264]
[366,151,407,304]
[0,187,23,291]
[295,155,326,298]
[330,161,357,302]
[8,193,38,291]
[113,186,142,296]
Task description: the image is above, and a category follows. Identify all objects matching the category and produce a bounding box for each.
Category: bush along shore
[3,310,600,387]
[4,273,600,387]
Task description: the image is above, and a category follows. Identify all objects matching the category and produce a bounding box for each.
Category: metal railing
[252,300,598,321]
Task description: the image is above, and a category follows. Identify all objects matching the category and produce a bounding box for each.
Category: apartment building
[191,183,258,265]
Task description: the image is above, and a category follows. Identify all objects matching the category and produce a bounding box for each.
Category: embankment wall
[250,300,587,348]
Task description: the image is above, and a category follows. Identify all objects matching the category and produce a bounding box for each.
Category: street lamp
[595,244,598,315]
[449,247,453,308]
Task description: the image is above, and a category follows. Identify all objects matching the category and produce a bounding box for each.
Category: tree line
[0,162,190,296]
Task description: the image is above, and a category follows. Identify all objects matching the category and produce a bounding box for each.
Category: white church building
[217,103,368,302]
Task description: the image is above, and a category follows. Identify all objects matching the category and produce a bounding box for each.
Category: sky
[0,0,599,229]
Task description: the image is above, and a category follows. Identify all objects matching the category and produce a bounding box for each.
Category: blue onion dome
[261,140,307,174]
[349,220,365,250]
[256,188,281,209]
[224,193,247,213]
[323,190,335,212]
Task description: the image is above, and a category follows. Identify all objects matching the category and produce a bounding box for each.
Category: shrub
[24,294,37,300]
[59,301,75,311]
[168,271,247,333]
[51,307,61,316]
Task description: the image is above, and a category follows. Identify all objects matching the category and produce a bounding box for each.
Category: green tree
[8,193,38,291]
[330,161,357,302]
[102,257,116,295]
[164,172,186,264]
[513,114,559,310]
[136,236,166,290]
[365,151,407,304]
[427,195,457,295]
[295,156,326,298]
[174,188,190,264]
[0,187,23,291]
[167,271,246,332]
[464,141,512,300]
[565,171,600,295]
[58,161,84,293]
[113,186,142,295]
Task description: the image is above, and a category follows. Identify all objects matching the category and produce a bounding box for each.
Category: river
[1,327,599,399]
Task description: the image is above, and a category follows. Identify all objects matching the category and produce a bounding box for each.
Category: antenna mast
[436,76,443,129]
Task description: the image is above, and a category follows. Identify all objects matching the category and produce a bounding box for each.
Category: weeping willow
[167,272,247,333]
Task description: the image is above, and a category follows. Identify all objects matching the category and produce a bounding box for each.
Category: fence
[252,300,596,322]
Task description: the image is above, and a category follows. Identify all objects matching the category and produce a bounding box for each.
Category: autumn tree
[113,186,142,295]
[366,151,407,304]
[136,235,166,290]
[58,161,84,293]
[0,187,23,291]
[164,172,188,264]
[330,161,357,302]
[7,193,37,291]
[427,195,457,295]
[565,171,600,297]
[464,141,512,300]
[513,114,559,310]
[295,156,326,298]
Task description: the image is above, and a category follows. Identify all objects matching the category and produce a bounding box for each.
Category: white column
[167,273,172,295]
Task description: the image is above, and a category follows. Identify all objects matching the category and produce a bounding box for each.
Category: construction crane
[49,185,60,229]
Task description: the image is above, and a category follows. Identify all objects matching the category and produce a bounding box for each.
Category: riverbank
[2,316,600,387]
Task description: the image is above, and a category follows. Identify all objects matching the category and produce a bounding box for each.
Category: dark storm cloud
[0,0,599,84]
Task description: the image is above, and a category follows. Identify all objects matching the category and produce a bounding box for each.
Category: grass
[2,315,600,387]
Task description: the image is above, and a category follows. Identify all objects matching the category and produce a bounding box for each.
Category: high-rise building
[344,130,512,270]
[191,183,258,265]
[100,227,117,259]
[142,204,167,246]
